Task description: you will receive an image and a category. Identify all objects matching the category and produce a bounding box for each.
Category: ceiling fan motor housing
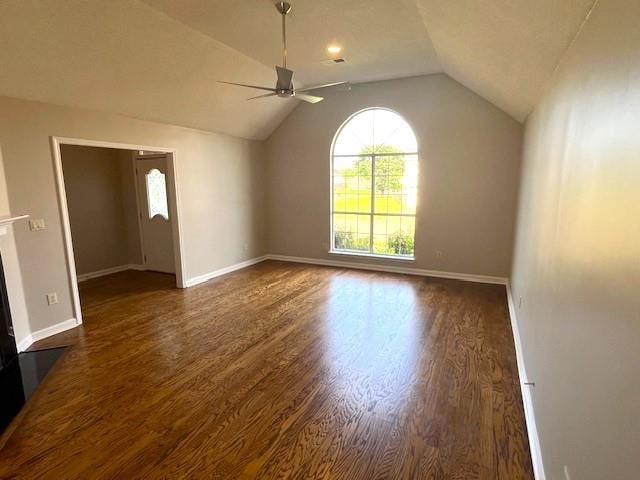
[275,2,292,15]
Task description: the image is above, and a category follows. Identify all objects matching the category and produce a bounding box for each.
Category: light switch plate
[29,218,46,231]
[46,293,58,306]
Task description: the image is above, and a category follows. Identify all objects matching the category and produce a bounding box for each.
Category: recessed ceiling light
[327,45,342,55]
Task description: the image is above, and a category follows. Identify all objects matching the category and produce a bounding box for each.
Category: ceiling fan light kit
[218,1,350,104]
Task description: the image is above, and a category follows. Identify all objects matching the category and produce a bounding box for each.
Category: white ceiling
[0,0,597,139]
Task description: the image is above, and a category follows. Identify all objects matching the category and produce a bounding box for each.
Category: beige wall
[511,0,640,478]
[61,145,142,275]
[265,74,523,277]
[0,96,267,337]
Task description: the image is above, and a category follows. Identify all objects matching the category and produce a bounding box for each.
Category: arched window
[331,108,418,258]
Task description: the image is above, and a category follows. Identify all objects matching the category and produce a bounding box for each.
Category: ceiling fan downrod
[275,1,292,69]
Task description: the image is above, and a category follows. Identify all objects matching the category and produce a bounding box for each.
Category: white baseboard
[77,264,146,282]
[183,254,507,289]
[16,335,34,353]
[265,254,509,285]
[506,284,545,480]
[15,317,79,352]
[184,256,268,287]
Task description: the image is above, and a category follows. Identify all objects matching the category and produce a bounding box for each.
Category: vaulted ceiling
[0,0,596,140]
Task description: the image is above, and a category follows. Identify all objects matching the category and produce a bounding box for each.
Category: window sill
[328,250,416,262]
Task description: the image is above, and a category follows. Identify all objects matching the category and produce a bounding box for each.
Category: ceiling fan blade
[296,93,324,104]
[218,81,277,92]
[295,81,350,93]
[276,66,294,91]
[248,92,278,100]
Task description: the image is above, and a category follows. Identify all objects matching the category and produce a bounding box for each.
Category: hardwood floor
[0,261,533,479]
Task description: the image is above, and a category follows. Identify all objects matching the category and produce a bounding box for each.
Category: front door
[136,156,175,274]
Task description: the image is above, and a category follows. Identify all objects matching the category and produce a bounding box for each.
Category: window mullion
[369,154,375,254]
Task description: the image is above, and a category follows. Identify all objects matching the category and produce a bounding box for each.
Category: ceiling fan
[218,1,350,104]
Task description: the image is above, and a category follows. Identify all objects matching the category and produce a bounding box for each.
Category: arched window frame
[330,107,419,259]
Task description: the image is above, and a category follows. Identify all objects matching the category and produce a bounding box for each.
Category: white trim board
[506,284,546,480]
[16,318,78,353]
[184,256,268,287]
[16,335,34,353]
[265,254,509,285]
[77,264,146,282]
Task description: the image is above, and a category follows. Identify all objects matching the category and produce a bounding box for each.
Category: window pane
[333,156,372,215]
[333,174,347,194]
[333,193,356,213]
[374,195,389,214]
[334,109,417,156]
[354,215,372,251]
[403,155,419,189]
[387,194,402,214]
[372,216,390,255]
[333,213,347,232]
[333,194,371,214]
[333,110,375,156]
[402,192,417,214]
[374,215,401,237]
[333,214,371,252]
[357,194,371,213]
[333,156,358,176]
[344,175,358,192]
[374,157,406,195]
[373,215,415,256]
[372,109,418,153]
[372,235,393,255]
[400,216,416,236]
[145,168,169,220]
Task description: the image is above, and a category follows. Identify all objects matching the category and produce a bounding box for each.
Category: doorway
[134,153,175,274]
[51,137,185,325]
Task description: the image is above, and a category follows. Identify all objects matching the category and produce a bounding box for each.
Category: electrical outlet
[564,465,571,480]
[29,218,46,231]
[435,250,443,258]
[46,292,58,306]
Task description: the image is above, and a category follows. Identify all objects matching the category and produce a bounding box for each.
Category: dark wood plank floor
[0,261,533,479]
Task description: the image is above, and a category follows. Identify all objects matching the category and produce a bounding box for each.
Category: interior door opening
[52,137,185,326]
